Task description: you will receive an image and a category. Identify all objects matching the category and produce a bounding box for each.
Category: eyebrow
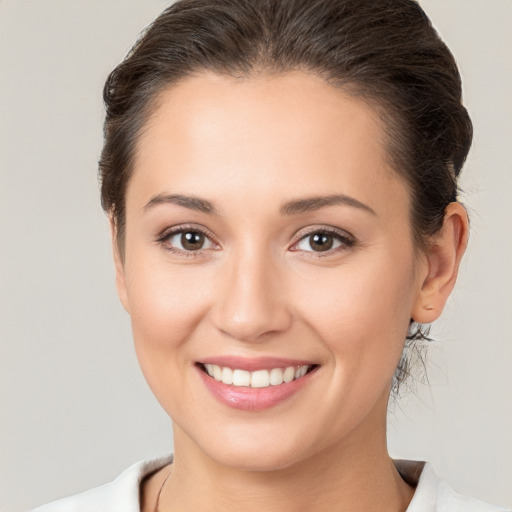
[280,194,376,216]
[143,192,376,217]
[144,194,218,214]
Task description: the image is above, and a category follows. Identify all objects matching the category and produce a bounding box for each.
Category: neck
[159,399,413,512]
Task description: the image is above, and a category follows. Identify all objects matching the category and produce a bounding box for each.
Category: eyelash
[290,227,355,258]
[156,224,218,258]
[156,224,355,259]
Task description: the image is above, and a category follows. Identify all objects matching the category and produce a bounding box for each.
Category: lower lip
[197,366,316,412]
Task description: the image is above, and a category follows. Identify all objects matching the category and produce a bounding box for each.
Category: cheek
[123,255,213,393]
[128,271,198,343]
[293,251,416,377]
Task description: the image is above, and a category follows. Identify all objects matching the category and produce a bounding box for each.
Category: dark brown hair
[99,0,472,394]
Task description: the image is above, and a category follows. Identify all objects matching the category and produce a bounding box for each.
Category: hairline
[112,67,430,262]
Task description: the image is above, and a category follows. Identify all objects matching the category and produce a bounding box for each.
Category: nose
[212,247,292,343]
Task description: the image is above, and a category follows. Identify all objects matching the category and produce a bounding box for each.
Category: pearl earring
[424,304,434,311]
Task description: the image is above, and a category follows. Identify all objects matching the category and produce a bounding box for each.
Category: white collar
[32,454,508,512]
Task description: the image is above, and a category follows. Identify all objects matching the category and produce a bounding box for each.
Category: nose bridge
[214,239,291,342]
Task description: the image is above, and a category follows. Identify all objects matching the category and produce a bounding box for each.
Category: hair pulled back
[99,0,473,395]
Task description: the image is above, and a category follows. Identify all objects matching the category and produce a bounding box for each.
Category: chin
[188,422,324,473]
[207,444,308,473]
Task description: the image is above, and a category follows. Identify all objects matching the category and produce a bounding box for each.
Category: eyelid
[156,223,355,257]
[156,223,220,254]
[289,225,356,254]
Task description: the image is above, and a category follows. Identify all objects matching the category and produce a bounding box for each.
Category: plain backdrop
[0,1,511,511]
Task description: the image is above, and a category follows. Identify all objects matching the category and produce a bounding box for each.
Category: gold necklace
[154,469,172,512]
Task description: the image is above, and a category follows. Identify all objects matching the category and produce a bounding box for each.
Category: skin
[112,70,468,512]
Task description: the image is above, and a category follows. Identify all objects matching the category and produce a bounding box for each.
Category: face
[116,70,428,471]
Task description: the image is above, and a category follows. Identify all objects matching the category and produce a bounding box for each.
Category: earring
[423,304,434,311]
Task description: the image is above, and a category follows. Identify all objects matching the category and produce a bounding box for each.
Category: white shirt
[31,455,510,512]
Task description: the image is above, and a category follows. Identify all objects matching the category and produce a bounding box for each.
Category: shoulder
[396,460,511,512]
[30,454,173,512]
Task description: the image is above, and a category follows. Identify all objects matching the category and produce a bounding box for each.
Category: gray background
[0,1,510,511]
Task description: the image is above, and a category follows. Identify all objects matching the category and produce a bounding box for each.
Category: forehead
[129,70,408,218]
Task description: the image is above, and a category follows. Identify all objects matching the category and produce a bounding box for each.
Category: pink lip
[196,363,318,412]
[198,355,316,372]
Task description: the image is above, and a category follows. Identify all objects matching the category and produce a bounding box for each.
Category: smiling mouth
[198,363,318,388]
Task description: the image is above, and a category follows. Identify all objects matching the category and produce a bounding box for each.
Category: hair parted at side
[99,0,472,395]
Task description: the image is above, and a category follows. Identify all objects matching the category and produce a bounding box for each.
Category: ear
[110,217,131,314]
[412,202,469,323]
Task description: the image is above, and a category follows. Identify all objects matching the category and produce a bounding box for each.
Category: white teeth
[232,369,251,386]
[203,364,312,388]
[251,369,270,388]
[269,368,284,385]
[283,366,295,383]
[213,365,222,381]
[221,367,233,385]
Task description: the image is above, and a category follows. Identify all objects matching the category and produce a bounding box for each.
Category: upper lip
[198,356,318,372]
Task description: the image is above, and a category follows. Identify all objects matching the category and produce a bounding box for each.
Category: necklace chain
[154,469,172,512]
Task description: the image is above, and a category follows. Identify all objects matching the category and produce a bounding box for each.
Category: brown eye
[180,231,205,251]
[293,229,354,255]
[161,228,216,253]
[308,233,334,252]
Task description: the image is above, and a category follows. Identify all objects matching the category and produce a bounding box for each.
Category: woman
[31,0,509,510]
